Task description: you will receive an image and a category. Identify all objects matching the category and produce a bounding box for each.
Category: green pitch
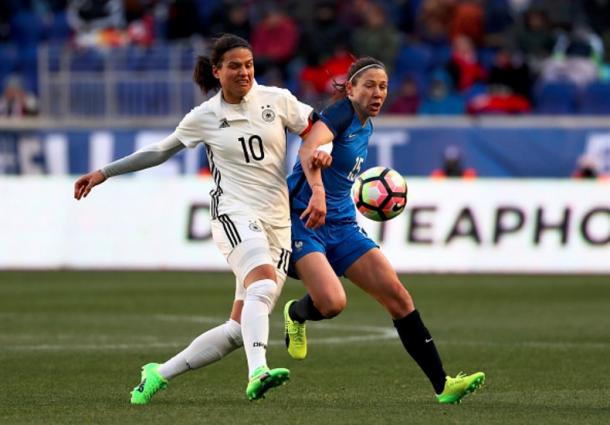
[1,272,609,425]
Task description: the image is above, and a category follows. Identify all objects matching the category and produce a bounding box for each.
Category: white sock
[157,319,242,380]
[241,279,276,378]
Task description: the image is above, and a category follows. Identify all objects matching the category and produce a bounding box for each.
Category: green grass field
[1,272,609,425]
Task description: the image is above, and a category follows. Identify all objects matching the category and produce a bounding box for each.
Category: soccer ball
[352,166,408,221]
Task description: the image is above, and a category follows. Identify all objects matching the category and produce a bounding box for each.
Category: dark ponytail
[193,56,219,94]
[193,34,253,94]
[331,57,386,101]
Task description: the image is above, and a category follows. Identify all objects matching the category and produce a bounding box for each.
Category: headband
[348,64,385,83]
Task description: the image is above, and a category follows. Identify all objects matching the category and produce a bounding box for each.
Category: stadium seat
[533,81,579,114]
[579,82,610,115]
[69,81,106,116]
[477,47,498,71]
[46,42,64,72]
[45,11,72,42]
[145,45,171,71]
[9,10,45,45]
[70,49,105,72]
[0,43,19,89]
[179,46,196,71]
[116,81,170,116]
[429,44,452,69]
[117,45,171,72]
[394,44,433,79]
[179,80,197,115]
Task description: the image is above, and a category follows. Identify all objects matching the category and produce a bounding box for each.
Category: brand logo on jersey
[249,221,262,232]
[346,133,357,140]
[294,240,303,251]
[261,105,275,122]
[219,118,230,128]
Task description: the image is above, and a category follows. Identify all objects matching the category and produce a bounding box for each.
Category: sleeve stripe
[299,116,314,139]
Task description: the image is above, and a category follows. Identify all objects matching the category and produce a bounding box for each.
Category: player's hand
[310,151,332,170]
[74,170,106,200]
[300,186,326,229]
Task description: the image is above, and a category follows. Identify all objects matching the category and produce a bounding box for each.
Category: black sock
[393,310,447,394]
[289,294,325,322]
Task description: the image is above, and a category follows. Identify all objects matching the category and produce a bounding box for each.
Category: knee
[244,279,276,310]
[383,282,415,318]
[317,293,347,318]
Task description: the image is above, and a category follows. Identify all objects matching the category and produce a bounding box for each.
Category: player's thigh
[294,252,346,315]
[211,213,275,295]
[344,248,413,318]
[264,223,292,285]
[262,223,292,309]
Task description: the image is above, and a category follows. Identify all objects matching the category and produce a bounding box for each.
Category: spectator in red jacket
[449,0,484,46]
[251,7,299,79]
[446,34,486,92]
[299,44,353,95]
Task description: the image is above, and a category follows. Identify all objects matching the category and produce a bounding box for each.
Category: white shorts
[211,212,291,302]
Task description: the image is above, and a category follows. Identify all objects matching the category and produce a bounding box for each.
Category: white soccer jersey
[173,82,313,226]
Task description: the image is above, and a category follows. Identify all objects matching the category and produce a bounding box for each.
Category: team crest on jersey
[261,105,275,122]
[249,221,262,232]
[294,240,303,251]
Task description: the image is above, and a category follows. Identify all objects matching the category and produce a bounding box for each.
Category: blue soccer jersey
[288,98,372,222]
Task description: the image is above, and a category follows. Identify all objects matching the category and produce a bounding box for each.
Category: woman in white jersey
[74,34,324,403]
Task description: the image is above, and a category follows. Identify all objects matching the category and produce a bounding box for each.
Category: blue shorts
[289,212,378,278]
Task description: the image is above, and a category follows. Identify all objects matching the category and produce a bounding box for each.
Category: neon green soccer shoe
[130,363,168,405]
[284,300,307,360]
[246,366,290,401]
[436,371,485,404]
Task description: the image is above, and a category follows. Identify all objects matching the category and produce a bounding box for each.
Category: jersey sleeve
[281,89,314,136]
[319,99,353,138]
[174,107,205,148]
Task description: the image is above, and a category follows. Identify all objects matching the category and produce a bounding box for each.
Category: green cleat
[436,371,485,404]
[284,300,307,360]
[130,363,168,405]
[246,366,290,401]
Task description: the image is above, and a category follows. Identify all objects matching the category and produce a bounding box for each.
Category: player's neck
[221,90,245,105]
[352,103,370,126]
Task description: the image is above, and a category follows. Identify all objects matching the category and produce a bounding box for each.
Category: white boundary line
[2,314,609,351]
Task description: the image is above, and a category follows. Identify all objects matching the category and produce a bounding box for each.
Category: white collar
[209,80,259,120]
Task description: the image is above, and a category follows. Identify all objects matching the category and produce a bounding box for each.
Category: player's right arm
[74,133,185,200]
[298,120,336,229]
[299,100,352,228]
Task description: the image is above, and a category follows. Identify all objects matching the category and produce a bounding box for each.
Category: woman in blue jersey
[284,57,485,404]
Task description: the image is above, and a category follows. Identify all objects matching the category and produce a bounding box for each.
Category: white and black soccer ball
[351,166,408,221]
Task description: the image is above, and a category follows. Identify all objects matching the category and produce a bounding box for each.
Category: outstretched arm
[74,133,185,200]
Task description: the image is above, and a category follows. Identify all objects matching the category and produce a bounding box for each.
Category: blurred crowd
[2,0,610,116]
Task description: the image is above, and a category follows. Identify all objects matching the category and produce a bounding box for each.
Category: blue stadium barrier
[534,81,579,114]
[579,82,610,115]
[2,120,609,177]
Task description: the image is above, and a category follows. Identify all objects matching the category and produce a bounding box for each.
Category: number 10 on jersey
[238,135,265,163]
